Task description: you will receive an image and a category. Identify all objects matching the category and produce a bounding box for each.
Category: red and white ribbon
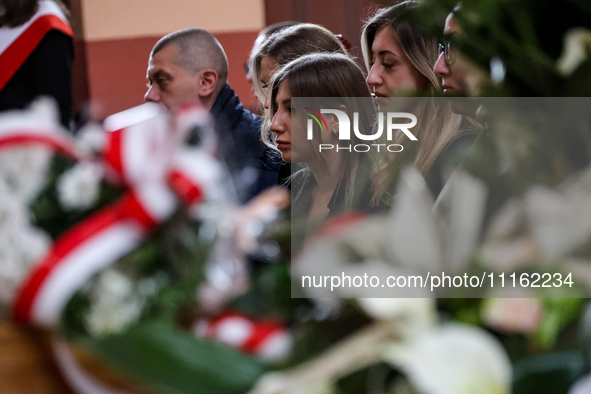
[195,311,292,362]
[0,0,73,91]
[0,103,81,159]
[5,102,220,327]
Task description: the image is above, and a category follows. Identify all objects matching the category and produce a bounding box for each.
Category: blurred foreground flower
[557,28,591,76]
[385,324,511,394]
[482,295,543,334]
[569,373,591,394]
[294,167,488,299]
[0,100,60,202]
[57,162,103,210]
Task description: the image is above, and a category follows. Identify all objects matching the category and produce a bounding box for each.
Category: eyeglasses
[438,42,456,66]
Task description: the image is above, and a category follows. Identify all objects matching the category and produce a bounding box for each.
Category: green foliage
[512,351,588,394]
[419,0,591,96]
[82,321,266,394]
[535,298,587,350]
[438,297,484,326]
[231,262,309,320]
[61,211,214,338]
[30,155,121,239]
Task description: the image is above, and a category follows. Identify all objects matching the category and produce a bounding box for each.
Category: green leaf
[535,298,586,349]
[512,351,587,394]
[83,321,266,394]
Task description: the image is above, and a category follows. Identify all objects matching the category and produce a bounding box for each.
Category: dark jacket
[210,83,281,203]
[425,129,480,198]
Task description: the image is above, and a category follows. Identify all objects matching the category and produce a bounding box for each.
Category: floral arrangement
[0,98,290,393]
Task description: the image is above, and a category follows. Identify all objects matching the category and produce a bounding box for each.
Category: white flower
[87,300,142,336]
[0,98,65,203]
[0,181,51,307]
[557,28,591,76]
[294,168,488,298]
[57,162,103,210]
[524,183,591,258]
[480,237,539,272]
[358,298,436,335]
[85,269,166,335]
[75,123,106,154]
[257,331,293,362]
[28,96,62,125]
[385,324,511,394]
[249,372,332,394]
[569,373,591,394]
[86,269,139,335]
[478,168,591,279]
[0,228,50,307]
[0,147,53,203]
[0,182,27,227]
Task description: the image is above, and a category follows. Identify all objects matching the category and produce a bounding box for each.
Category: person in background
[250,23,349,112]
[362,1,476,202]
[249,23,350,189]
[144,28,280,203]
[433,5,489,102]
[0,0,73,128]
[268,53,378,245]
[245,21,300,90]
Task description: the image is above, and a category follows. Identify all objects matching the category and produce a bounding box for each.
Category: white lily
[569,373,591,394]
[480,167,591,276]
[294,167,488,299]
[526,169,591,258]
[385,324,511,394]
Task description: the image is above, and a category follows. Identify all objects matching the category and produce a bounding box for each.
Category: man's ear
[197,69,219,97]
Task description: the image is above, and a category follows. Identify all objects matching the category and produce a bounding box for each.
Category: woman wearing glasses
[362,0,479,203]
[434,7,490,100]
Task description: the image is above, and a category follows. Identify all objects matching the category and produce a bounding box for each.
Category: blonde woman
[362,1,478,203]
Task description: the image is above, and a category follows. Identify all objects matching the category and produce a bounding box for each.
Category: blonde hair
[362,1,464,204]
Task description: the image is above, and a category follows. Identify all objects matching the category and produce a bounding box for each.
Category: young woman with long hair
[362,1,478,203]
[268,53,378,240]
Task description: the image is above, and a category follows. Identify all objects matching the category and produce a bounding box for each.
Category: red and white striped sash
[0,0,73,91]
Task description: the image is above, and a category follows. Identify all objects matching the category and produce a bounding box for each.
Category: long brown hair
[269,53,378,210]
[362,1,464,204]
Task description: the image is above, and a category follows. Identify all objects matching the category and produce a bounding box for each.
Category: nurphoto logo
[304,108,418,153]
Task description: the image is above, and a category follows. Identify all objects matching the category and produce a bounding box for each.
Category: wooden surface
[0,323,73,394]
[0,322,150,394]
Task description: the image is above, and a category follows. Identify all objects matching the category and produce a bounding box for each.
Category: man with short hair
[145,28,280,203]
